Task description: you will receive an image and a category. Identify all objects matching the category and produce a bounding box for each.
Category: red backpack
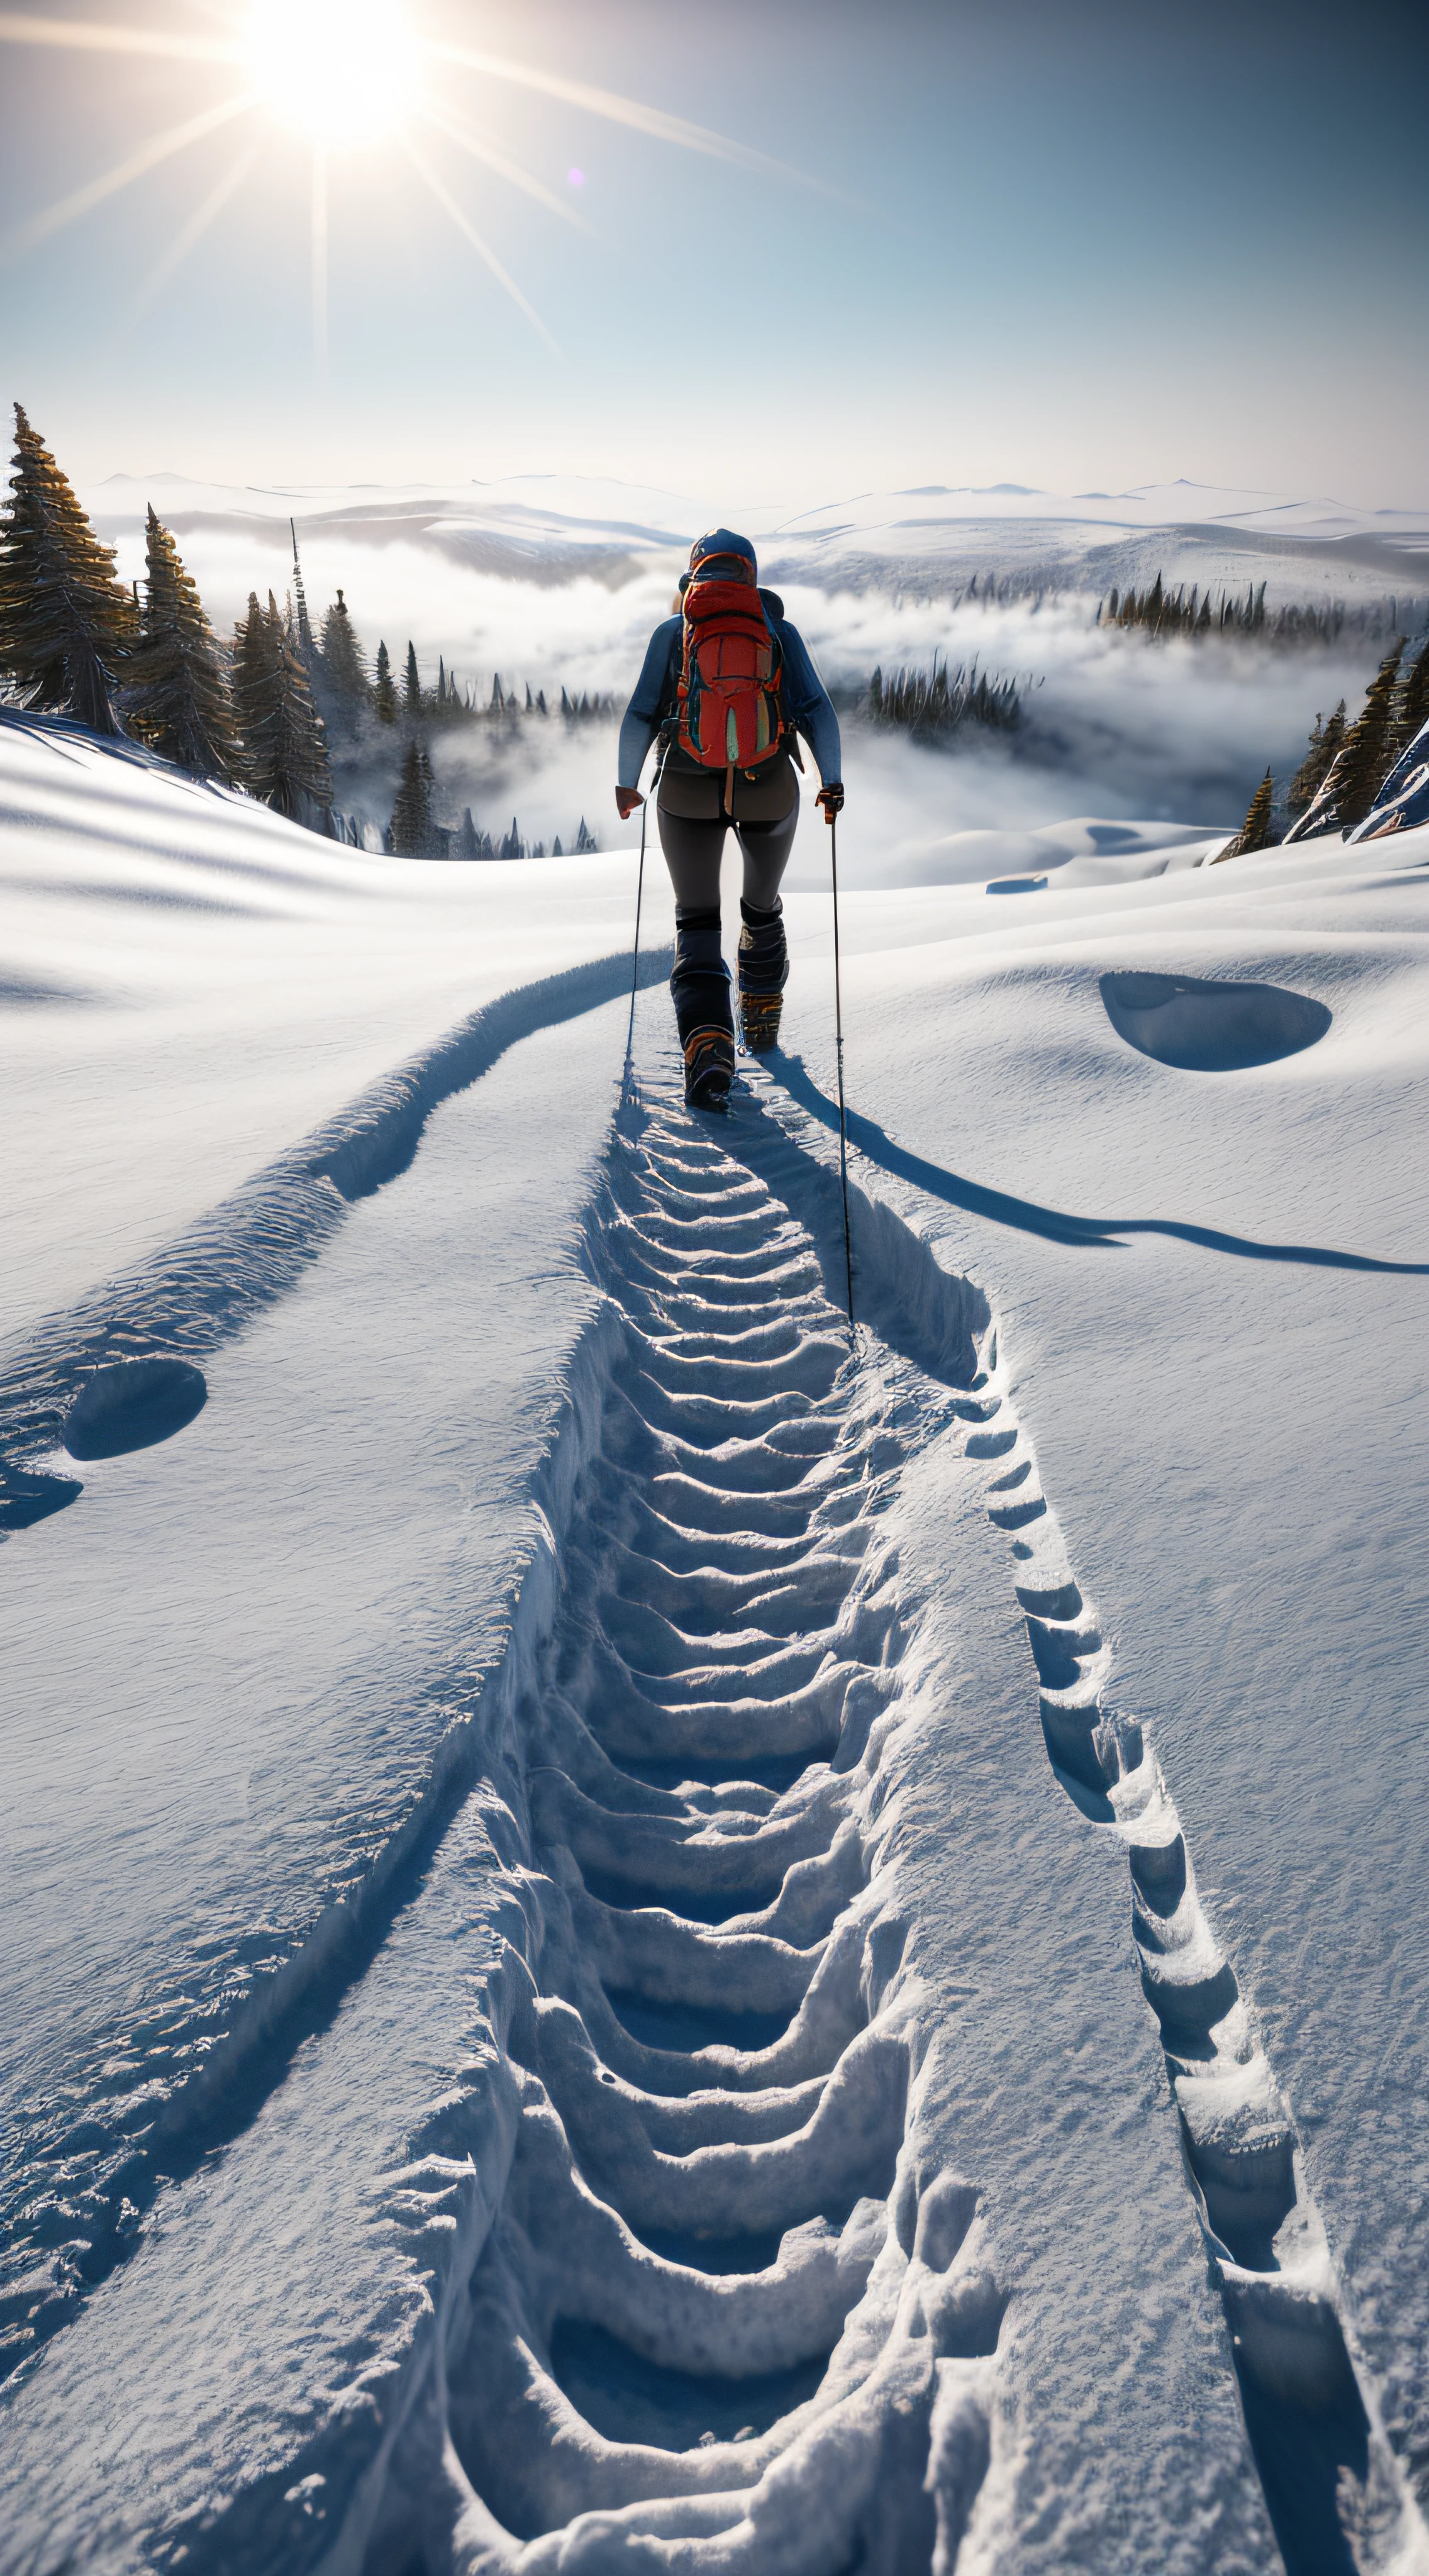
[676,561,784,804]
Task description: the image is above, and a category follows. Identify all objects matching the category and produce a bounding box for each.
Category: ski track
[4,1026,1425,2575]
[329,1061,1420,2573]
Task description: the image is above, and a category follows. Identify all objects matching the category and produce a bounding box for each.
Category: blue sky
[1,0,1426,501]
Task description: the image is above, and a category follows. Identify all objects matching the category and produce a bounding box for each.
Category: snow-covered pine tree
[1285,701,1347,815]
[267,593,332,821]
[232,591,279,789]
[1330,643,1404,830]
[0,404,134,732]
[1391,634,1429,762]
[129,505,240,782]
[289,521,316,664]
[453,806,480,858]
[404,641,422,723]
[232,592,332,822]
[320,588,370,731]
[374,640,397,723]
[1214,769,1275,862]
[391,736,436,855]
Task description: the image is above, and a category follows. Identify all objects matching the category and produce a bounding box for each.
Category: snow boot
[737,896,788,1053]
[682,1025,737,1110]
[671,906,735,1110]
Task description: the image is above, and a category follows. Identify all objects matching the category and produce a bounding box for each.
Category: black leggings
[657,806,799,911]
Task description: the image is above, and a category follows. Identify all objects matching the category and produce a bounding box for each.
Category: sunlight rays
[421,105,591,235]
[0,5,833,360]
[0,12,238,62]
[426,39,833,196]
[397,136,560,355]
[0,92,259,266]
[123,136,264,325]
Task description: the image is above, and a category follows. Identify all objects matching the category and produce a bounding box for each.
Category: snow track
[5,1016,1425,2574]
[345,1069,1006,2575]
[315,1056,1420,2576]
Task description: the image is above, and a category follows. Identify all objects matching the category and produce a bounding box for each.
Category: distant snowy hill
[3,717,1428,2574]
[85,469,1429,609]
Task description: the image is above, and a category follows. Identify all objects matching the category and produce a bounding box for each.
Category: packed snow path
[365,1069,1006,2572]
[352,1062,1419,2576]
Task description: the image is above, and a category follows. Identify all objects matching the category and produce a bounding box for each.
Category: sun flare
[0,5,811,358]
[243,0,420,146]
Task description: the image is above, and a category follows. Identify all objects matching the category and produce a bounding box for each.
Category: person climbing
[616,529,843,1110]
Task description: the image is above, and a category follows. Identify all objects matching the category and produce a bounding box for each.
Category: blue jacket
[618,592,842,791]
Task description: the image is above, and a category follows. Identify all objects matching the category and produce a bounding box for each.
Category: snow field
[3,720,1429,2572]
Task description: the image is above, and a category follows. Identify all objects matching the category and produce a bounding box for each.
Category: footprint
[1099,969,1332,1072]
[62,1357,208,1460]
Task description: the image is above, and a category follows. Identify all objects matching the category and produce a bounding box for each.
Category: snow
[2,636,1428,2576]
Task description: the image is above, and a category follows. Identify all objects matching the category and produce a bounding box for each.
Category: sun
[243,0,420,147]
[0,8,811,362]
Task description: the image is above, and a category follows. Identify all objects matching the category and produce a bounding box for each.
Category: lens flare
[243,0,419,145]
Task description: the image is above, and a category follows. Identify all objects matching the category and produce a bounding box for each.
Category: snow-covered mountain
[84,469,1429,610]
[3,716,1428,2573]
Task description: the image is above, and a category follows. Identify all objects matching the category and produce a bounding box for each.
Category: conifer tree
[374,639,397,723]
[1391,635,1429,760]
[320,587,370,728]
[0,404,134,732]
[1330,643,1404,830]
[232,591,279,789]
[1215,769,1275,862]
[289,522,316,663]
[391,736,437,855]
[404,641,422,723]
[453,806,481,859]
[129,505,240,781]
[1286,702,1347,814]
[232,591,332,821]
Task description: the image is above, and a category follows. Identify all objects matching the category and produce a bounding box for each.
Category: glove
[615,787,645,820]
[816,782,844,822]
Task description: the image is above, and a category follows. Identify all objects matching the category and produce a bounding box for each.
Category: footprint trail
[363,1063,1006,2575]
[197,1045,1424,2576]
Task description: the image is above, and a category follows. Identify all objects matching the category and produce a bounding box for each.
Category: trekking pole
[623,784,649,1096]
[829,806,855,1333]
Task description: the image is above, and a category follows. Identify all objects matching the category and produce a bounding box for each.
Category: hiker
[616,529,843,1109]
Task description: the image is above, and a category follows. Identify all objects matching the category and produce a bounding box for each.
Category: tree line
[1215,632,1429,858]
[853,656,1023,742]
[0,406,334,824]
[1098,575,1425,650]
[0,404,611,854]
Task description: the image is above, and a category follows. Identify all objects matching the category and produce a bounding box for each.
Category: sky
[1,0,1427,504]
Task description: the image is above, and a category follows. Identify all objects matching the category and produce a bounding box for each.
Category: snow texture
[3,689,1429,2576]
